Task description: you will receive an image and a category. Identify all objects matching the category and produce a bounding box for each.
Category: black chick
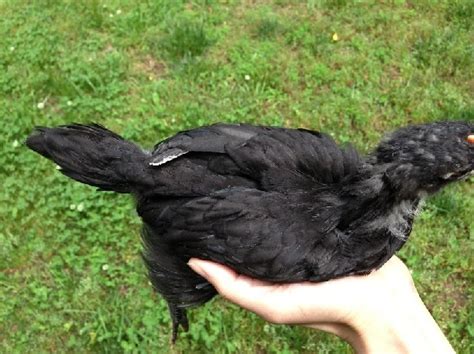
[26,121,474,342]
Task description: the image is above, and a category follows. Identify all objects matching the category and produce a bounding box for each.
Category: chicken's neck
[341,165,424,246]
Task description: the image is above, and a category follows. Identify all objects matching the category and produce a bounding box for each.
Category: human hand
[188,256,454,353]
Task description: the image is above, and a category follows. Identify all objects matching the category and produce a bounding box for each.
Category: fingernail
[188,259,206,276]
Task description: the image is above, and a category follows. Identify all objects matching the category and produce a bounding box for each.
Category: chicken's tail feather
[26,123,151,193]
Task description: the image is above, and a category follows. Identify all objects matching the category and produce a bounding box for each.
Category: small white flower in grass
[67,100,73,106]
[77,202,84,212]
[109,13,114,18]
[244,74,251,81]
[102,264,109,271]
[56,164,61,170]
[37,96,48,109]
[70,204,76,210]
[12,140,19,148]
[9,46,15,51]
[116,9,122,15]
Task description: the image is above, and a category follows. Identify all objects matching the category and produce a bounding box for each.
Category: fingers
[187,259,336,323]
[188,258,240,294]
[187,258,278,317]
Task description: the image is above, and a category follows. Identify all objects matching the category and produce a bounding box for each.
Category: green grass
[0,0,473,352]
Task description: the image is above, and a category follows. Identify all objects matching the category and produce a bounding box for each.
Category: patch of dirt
[438,273,469,311]
[133,55,167,80]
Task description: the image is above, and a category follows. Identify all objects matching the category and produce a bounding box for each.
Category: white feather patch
[149,151,187,166]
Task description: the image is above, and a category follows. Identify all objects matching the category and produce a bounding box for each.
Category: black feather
[26,124,152,193]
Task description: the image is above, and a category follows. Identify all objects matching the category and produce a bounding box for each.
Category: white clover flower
[56,165,61,170]
[77,202,84,212]
[244,74,251,81]
[67,100,73,106]
[12,140,19,148]
[109,13,114,18]
[102,264,109,271]
[9,46,15,51]
[70,204,76,210]
[37,101,45,110]
[116,9,122,15]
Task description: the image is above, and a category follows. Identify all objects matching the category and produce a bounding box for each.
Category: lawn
[0,0,473,352]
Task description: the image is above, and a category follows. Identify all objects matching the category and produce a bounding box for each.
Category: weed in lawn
[160,19,213,62]
[254,18,283,39]
[446,0,474,29]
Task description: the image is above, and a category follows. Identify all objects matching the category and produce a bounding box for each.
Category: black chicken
[26,121,473,341]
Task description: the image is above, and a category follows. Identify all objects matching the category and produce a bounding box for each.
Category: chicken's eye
[467,135,474,144]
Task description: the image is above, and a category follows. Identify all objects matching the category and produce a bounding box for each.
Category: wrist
[346,288,454,354]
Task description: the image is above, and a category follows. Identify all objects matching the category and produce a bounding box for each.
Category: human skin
[188,256,454,354]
